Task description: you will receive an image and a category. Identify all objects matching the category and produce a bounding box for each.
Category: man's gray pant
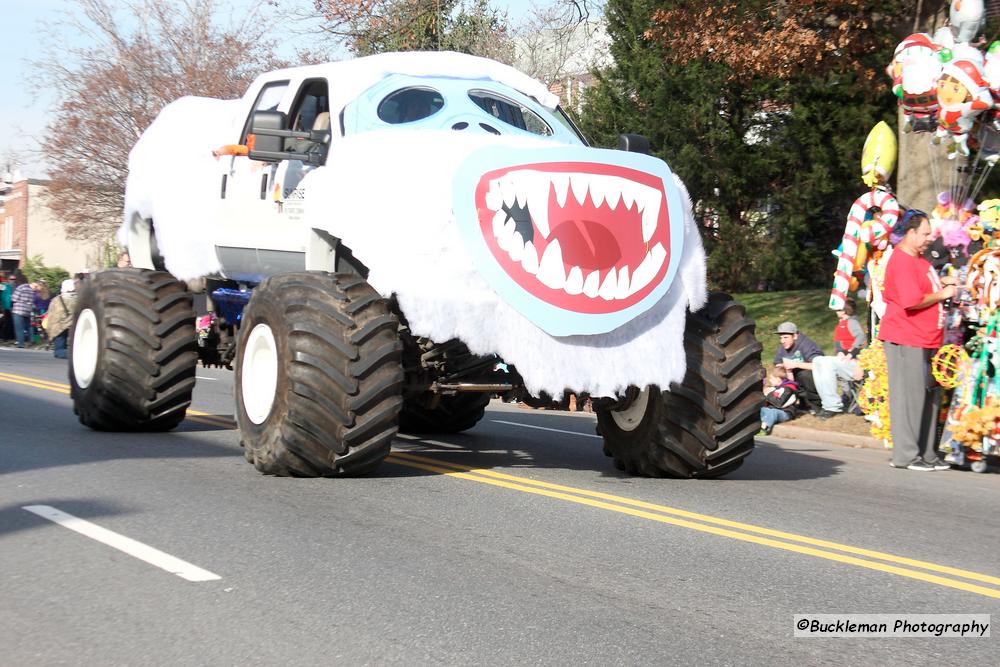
[885,342,940,466]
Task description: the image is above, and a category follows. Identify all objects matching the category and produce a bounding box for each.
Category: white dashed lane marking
[490,419,602,438]
[23,505,221,582]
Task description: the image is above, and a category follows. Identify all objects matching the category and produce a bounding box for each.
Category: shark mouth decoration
[474,163,671,314]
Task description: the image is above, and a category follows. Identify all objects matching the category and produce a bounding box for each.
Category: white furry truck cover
[120,53,708,398]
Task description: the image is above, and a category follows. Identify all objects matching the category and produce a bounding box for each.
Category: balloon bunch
[857,341,892,446]
[883,3,1000,269]
[888,1,994,158]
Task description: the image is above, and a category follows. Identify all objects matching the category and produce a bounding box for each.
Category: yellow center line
[4,370,999,599]
[0,374,71,395]
[186,409,236,428]
[384,453,1000,600]
[0,372,71,392]
[388,450,1000,588]
[187,414,235,428]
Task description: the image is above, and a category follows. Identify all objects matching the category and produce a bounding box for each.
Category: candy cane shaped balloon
[831,189,900,310]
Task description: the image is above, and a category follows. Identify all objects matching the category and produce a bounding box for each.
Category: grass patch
[733,289,870,362]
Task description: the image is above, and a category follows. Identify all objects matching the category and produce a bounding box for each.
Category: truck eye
[378,87,444,124]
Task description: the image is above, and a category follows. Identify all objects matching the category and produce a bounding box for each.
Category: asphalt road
[1,347,999,666]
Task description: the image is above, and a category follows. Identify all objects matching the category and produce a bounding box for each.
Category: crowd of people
[761,208,962,473]
[759,305,867,436]
[0,270,83,356]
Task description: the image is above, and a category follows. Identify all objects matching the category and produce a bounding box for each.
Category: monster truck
[69,51,763,478]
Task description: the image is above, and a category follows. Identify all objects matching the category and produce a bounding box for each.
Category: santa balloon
[887,33,942,131]
[935,57,993,155]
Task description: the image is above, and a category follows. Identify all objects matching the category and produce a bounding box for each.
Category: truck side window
[286,79,331,155]
[240,80,290,143]
[468,90,552,136]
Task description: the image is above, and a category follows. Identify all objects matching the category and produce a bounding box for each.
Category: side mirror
[617,133,650,155]
[248,110,287,157]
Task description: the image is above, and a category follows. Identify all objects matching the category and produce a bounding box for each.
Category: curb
[495,399,885,451]
[768,422,884,450]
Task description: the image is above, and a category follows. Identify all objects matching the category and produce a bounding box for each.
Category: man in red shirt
[879,209,957,471]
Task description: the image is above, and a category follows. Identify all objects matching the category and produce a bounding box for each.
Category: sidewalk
[768,421,883,450]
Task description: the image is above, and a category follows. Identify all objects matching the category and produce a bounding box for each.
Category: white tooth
[570,173,590,206]
[641,195,661,244]
[620,181,637,211]
[583,270,600,297]
[521,241,539,274]
[537,240,566,289]
[514,173,527,209]
[589,174,607,209]
[603,176,622,210]
[492,210,508,238]
[497,218,516,251]
[526,176,551,239]
[651,242,667,264]
[628,243,667,296]
[564,266,584,295]
[629,253,656,296]
[501,175,517,208]
[508,232,525,262]
[485,180,502,211]
[551,173,570,207]
[598,267,617,300]
[615,266,631,299]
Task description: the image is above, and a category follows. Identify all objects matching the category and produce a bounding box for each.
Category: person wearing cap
[43,279,78,359]
[788,301,869,419]
[772,322,823,410]
[880,209,957,472]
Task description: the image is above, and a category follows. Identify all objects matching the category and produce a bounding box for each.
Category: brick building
[0,172,104,274]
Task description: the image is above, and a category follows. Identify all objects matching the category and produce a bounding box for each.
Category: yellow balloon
[861,121,898,188]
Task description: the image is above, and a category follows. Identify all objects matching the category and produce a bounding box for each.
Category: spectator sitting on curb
[784,351,866,419]
[784,301,869,419]
[772,321,823,410]
[760,366,798,435]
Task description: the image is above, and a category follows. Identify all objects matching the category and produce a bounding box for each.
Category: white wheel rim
[72,308,100,389]
[241,323,279,425]
[610,386,651,432]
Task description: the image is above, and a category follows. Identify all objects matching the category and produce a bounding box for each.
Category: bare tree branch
[33,0,285,242]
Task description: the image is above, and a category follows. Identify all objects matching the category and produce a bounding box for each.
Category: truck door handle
[260,174,268,200]
[220,174,227,199]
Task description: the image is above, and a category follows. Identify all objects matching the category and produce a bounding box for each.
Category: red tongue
[551,219,622,271]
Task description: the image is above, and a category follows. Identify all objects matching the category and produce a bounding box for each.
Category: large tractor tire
[399,392,491,434]
[236,272,403,477]
[70,269,197,431]
[596,292,763,478]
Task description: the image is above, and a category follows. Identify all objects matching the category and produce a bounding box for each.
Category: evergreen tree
[580,0,901,292]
